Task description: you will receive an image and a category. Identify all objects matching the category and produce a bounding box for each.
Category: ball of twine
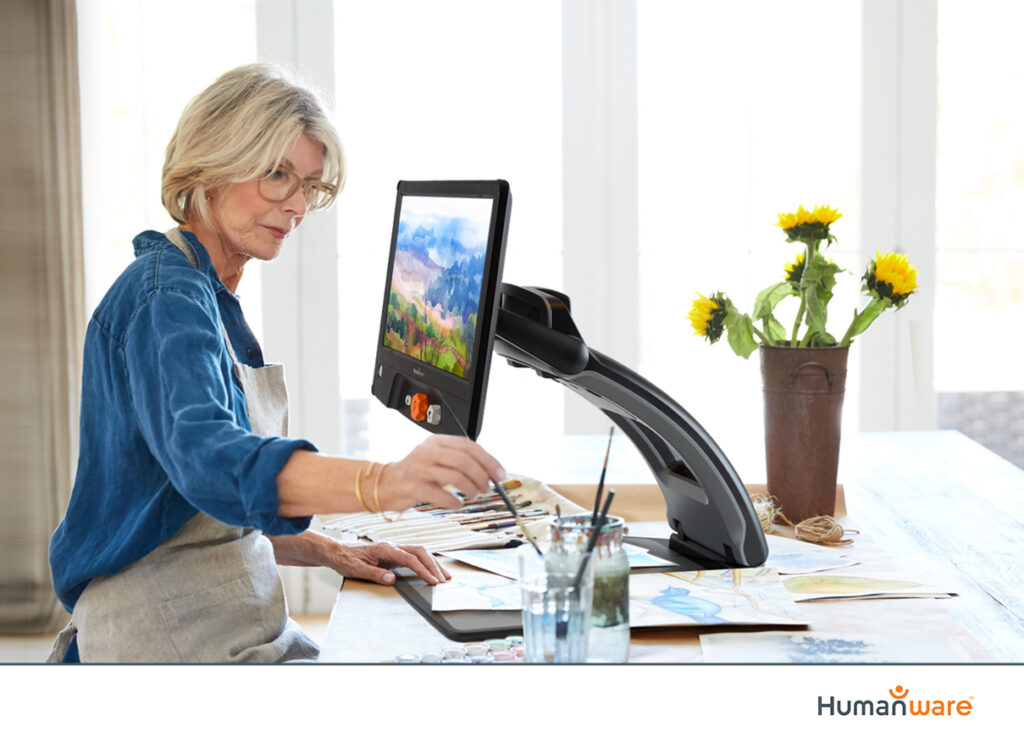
[749,491,781,533]
[749,491,856,546]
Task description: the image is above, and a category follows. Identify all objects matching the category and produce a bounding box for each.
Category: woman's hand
[378,434,506,512]
[275,434,505,518]
[323,541,452,586]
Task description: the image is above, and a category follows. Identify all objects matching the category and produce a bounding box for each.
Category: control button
[404,394,412,406]
[426,404,442,425]
[410,393,429,422]
[378,364,383,378]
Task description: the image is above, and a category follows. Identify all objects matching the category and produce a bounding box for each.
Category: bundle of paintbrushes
[318,476,589,553]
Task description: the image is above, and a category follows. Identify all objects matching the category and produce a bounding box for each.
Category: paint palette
[319,477,589,553]
[392,635,526,664]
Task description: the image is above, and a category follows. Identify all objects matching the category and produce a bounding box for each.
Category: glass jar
[552,514,630,662]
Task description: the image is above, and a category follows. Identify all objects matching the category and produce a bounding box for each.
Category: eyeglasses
[256,165,336,211]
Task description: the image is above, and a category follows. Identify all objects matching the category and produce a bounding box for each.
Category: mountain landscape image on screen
[384,196,492,378]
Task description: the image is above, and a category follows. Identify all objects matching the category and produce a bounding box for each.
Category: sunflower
[689,292,728,342]
[783,251,806,284]
[776,204,842,247]
[864,251,918,307]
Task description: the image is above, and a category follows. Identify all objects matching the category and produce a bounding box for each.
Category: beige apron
[48,229,318,663]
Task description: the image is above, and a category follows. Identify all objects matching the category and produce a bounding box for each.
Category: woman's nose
[283,183,308,216]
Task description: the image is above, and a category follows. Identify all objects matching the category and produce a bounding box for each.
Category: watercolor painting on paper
[700,631,971,663]
[628,568,806,628]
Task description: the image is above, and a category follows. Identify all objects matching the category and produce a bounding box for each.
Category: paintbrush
[591,427,615,526]
[447,411,543,556]
[573,488,616,592]
[492,479,543,555]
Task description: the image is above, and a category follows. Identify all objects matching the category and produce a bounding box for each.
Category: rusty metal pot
[760,344,849,523]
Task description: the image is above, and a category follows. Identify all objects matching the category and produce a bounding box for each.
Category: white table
[318,431,1024,663]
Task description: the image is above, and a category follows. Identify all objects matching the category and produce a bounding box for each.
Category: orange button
[410,393,429,422]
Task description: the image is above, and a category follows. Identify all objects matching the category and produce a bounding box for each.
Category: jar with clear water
[553,514,630,662]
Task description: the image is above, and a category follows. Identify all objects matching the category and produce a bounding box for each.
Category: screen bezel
[372,180,510,439]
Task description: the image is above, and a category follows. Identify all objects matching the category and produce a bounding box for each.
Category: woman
[48,64,504,663]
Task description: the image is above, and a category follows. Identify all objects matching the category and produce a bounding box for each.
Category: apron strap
[164,228,240,364]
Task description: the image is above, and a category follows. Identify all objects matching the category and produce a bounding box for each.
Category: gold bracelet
[363,462,379,511]
[354,461,376,512]
[373,462,390,516]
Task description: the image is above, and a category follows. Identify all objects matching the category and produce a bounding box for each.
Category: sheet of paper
[700,631,972,663]
[623,543,676,569]
[628,568,807,628]
[439,542,675,580]
[781,571,956,601]
[764,534,859,575]
[430,571,521,611]
[437,549,521,580]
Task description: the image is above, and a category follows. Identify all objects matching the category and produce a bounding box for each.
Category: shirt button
[246,347,257,359]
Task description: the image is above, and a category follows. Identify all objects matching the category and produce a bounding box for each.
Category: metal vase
[760,344,849,523]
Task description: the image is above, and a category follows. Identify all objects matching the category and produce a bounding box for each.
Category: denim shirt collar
[132,228,234,298]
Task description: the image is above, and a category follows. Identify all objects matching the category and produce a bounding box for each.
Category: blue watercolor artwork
[650,586,725,624]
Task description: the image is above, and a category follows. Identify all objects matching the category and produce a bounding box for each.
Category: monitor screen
[372,180,511,439]
[383,195,493,380]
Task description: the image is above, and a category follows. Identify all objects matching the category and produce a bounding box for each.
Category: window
[77,0,259,327]
[636,0,862,478]
[934,0,1024,466]
[332,0,563,465]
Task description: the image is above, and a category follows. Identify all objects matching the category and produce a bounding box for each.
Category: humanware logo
[818,685,974,717]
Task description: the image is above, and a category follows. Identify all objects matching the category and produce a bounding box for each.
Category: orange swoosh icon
[889,686,909,699]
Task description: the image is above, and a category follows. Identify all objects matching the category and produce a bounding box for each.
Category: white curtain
[0,0,84,633]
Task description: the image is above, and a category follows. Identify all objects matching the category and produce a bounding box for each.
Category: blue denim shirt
[49,229,314,613]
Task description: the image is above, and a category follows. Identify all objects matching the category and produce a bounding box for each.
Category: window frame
[257,0,942,449]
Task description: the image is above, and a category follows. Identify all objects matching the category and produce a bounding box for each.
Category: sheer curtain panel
[0,0,84,633]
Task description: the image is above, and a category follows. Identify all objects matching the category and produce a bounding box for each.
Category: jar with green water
[552,514,630,662]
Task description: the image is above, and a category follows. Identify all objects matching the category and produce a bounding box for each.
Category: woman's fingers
[429,464,489,503]
[383,434,506,510]
[399,543,451,581]
[431,435,506,482]
[328,544,398,585]
[376,543,449,585]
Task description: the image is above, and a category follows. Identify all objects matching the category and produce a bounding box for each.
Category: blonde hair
[162,63,345,225]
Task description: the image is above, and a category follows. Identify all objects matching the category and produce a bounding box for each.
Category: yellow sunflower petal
[776,211,798,230]
[689,293,717,336]
[783,250,806,280]
[811,204,842,226]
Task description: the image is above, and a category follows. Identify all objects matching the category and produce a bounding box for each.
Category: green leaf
[724,311,758,359]
[763,314,787,342]
[799,254,843,341]
[752,281,796,320]
[803,328,837,347]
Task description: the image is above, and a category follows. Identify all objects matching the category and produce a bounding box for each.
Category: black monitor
[371,180,511,439]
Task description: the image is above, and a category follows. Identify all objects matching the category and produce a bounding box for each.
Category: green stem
[790,296,806,346]
[789,240,820,347]
[753,326,772,345]
[839,311,858,346]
